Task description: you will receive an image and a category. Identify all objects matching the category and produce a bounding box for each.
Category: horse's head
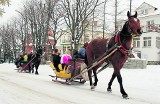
[35,46,43,57]
[126,11,142,37]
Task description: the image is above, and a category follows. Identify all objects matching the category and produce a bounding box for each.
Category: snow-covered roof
[136,2,157,11]
[136,2,160,18]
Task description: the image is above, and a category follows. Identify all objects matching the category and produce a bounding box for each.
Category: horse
[15,46,43,75]
[30,46,43,75]
[85,11,142,98]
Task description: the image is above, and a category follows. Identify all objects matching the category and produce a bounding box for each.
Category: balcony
[142,24,160,33]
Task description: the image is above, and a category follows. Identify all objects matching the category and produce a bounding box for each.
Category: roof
[136,2,157,10]
[135,2,160,18]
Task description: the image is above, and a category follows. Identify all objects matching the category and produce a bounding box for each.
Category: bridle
[114,17,141,56]
[126,21,134,35]
[125,17,141,37]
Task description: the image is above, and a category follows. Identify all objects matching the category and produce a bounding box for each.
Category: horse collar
[114,34,130,56]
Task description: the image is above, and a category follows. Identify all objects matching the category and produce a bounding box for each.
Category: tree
[46,0,67,49]
[60,0,99,50]
[15,0,65,61]
[0,0,10,16]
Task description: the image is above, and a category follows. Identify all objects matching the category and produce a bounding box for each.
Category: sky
[0,0,160,25]
[0,63,160,104]
[0,0,25,25]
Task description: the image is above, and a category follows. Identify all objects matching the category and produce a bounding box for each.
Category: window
[147,20,155,32]
[141,9,148,15]
[147,20,154,25]
[67,36,72,42]
[143,37,151,47]
[156,37,160,49]
[133,37,140,48]
[144,9,148,15]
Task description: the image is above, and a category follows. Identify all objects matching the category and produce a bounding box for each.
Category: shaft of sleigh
[69,46,121,82]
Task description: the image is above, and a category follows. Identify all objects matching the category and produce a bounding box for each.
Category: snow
[0,63,160,104]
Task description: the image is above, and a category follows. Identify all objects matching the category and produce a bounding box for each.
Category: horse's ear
[127,11,130,18]
[134,11,137,18]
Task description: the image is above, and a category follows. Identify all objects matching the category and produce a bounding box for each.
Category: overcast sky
[0,0,160,25]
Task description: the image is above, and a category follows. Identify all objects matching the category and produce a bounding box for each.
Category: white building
[117,2,160,64]
[133,2,160,64]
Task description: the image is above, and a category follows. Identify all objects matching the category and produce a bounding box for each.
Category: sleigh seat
[50,62,71,78]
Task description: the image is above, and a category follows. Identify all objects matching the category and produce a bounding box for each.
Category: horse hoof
[122,95,129,99]
[91,85,96,90]
[66,81,72,85]
[80,80,86,84]
[35,72,39,75]
[107,88,112,92]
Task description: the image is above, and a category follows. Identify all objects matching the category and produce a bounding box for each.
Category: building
[57,20,112,54]
[134,2,160,64]
[117,2,160,64]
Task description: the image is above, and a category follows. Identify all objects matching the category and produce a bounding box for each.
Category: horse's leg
[35,61,40,75]
[88,70,93,86]
[107,72,116,92]
[116,72,128,98]
[92,67,98,86]
[28,63,31,73]
[86,49,94,88]
[32,64,34,73]
[35,64,39,75]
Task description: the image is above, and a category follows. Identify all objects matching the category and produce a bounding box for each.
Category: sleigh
[49,47,116,85]
[15,61,30,72]
[15,55,35,73]
[49,59,88,84]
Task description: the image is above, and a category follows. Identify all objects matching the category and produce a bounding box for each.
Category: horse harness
[115,34,132,56]
[106,33,132,57]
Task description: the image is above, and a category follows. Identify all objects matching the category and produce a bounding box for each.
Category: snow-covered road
[0,63,160,104]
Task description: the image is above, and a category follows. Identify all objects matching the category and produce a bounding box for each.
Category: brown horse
[85,11,142,98]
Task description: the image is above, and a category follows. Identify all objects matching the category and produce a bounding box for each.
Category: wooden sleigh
[49,59,88,84]
[15,56,36,73]
[15,61,32,73]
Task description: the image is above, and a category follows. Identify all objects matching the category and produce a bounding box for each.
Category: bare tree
[15,0,65,61]
[60,0,99,50]
[0,0,10,16]
[1,0,129,62]
[0,24,15,62]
